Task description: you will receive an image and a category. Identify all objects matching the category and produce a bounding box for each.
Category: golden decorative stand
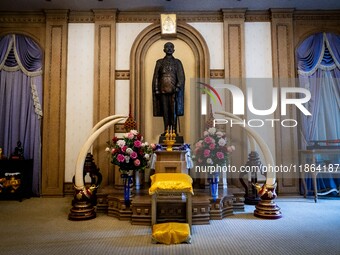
[163,128,176,151]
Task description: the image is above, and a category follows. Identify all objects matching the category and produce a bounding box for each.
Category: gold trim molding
[222,9,247,20]
[1,10,340,25]
[270,8,294,19]
[93,9,118,22]
[115,70,130,80]
[69,11,94,23]
[177,12,223,22]
[0,12,45,23]
[44,9,69,21]
[245,11,270,22]
[117,11,223,23]
[117,12,159,23]
[210,69,225,79]
[118,10,273,23]
[294,10,340,20]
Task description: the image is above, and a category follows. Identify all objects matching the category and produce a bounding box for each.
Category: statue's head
[163,42,175,55]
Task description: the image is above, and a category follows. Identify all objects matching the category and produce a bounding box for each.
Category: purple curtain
[0,35,12,64]
[296,32,340,196]
[0,34,43,196]
[297,33,324,73]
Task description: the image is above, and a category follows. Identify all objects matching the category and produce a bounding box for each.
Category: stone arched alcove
[130,21,210,144]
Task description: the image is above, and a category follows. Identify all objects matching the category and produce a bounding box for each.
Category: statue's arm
[152,60,161,94]
[176,60,185,90]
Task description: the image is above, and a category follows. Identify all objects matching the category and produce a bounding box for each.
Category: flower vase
[121,170,133,207]
[134,170,143,191]
[209,173,219,202]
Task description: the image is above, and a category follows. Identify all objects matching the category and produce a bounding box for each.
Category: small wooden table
[154,150,187,174]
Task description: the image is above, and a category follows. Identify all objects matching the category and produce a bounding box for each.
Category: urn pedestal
[254,184,282,219]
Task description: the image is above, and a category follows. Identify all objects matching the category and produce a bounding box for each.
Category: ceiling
[1,0,340,12]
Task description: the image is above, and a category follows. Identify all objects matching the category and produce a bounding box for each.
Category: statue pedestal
[154,151,188,174]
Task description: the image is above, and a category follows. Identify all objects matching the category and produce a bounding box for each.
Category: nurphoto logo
[197,81,312,128]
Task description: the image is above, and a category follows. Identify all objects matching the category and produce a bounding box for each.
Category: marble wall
[65,24,95,181]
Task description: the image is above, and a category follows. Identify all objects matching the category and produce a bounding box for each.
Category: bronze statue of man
[152,42,185,135]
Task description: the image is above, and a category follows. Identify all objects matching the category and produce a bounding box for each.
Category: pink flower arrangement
[192,127,235,166]
[106,130,154,172]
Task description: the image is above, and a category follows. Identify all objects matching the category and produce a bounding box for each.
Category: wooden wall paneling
[222,9,247,185]
[270,9,299,194]
[294,11,340,48]
[0,12,46,46]
[93,9,117,186]
[41,10,68,196]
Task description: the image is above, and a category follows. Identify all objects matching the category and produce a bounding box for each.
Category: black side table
[0,159,33,201]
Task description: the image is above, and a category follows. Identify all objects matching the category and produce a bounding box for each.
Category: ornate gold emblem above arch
[130,22,210,145]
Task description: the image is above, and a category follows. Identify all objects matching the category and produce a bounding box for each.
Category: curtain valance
[0,34,42,77]
[297,33,340,76]
[0,34,43,119]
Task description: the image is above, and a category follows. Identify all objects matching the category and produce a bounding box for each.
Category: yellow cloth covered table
[149,173,193,231]
[152,222,191,244]
[149,173,194,195]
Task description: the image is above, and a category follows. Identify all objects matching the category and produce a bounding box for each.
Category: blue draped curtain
[296,32,340,196]
[0,34,43,196]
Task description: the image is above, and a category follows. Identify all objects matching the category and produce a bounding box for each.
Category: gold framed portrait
[161,14,177,35]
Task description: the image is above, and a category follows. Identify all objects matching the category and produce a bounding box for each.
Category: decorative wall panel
[270,9,299,194]
[42,10,68,196]
[222,9,247,182]
[92,9,117,186]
